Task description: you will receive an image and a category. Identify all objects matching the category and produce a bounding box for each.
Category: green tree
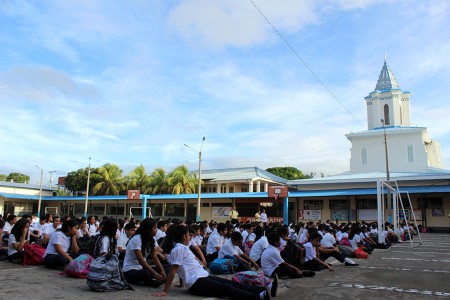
[6,172,30,183]
[167,164,198,194]
[0,174,7,181]
[64,168,90,196]
[266,167,314,180]
[145,167,168,194]
[91,163,123,195]
[128,164,151,193]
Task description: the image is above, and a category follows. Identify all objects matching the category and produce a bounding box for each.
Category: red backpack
[23,244,45,266]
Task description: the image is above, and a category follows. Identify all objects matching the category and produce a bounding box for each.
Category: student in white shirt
[3,214,17,236]
[249,227,268,264]
[43,219,79,269]
[218,231,260,271]
[87,216,98,237]
[7,219,30,263]
[260,210,268,223]
[43,216,62,241]
[153,225,273,300]
[123,218,166,287]
[206,223,227,263]
[118,222,136,260]
[318,227,358,266]
[261,232,314,279]
[92,218,118,258]
[188,226,207,267]
[155,220,167,245]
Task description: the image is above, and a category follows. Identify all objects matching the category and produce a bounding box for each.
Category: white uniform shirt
[44,231,71,257]
[218,238,243,258]
[3,222,13,235]
[31,222,46,238]
[261,244,284,277]
[260,213,268,223]
[349,235,360,250]
[168,243,208,289]
[206,232,224,254]
[8,234,25,256]
[249,236,268,262]
[298,229,308,244]
[117,234,130,250]
[123,234,149,272]
[155,229,166,241]
[241,230,249,242]
[87,223,97,237]
[320,232,336,248]
[43,224,58,238]
[247,233,256,243]
[304,241,317,262]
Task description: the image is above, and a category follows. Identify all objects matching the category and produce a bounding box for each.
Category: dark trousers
[206,251,218,265]
[272,265,302,278]
[124,268,157,286]
[188,276,265,300]
[319,251,345,263]
[303,259,326,271]
[44,253,77,269]
[8,251,24,263]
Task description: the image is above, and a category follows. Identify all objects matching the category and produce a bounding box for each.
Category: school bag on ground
[232,270,271,287]
[338,245,355,258]
[23,243,45,266]
[354,247,369,259]
[208,255,238,274]
[65,254,94,278]
[87,254,133,292]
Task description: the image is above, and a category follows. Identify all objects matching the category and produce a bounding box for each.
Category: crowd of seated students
[0,213,418,299]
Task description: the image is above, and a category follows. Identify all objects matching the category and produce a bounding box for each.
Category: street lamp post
[381,119,392,223]
[184,137,206,222]
[35,165,44,219]
[84,158,91,218]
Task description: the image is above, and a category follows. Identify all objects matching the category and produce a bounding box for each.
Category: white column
[217,183,221,194]
[248,180,253,193]
[264,183,269,192]
[256,181,261,192]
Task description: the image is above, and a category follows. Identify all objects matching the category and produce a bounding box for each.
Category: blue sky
[1,0,450,185]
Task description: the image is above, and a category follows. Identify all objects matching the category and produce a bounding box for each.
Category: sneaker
[271,274,278,297]
[344,262,359,266]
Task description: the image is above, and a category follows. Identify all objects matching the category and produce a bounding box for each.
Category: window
[417,198,443,209]
[236,202,259,217]
[150,203,163,216]
[384,104,390,125]
[361,147,368,166]
[329,199,350,209]
[356,199,377,209]
[92,205,104,215]
[164,203,185,217]
[108,205,125,216]
[304,200,323,210]
[407,144,414,163]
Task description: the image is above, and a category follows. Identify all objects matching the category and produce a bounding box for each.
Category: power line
[248,0,365,127]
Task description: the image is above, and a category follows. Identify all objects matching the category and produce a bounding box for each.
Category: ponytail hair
[160,224,189,254]
[60,219,79,234]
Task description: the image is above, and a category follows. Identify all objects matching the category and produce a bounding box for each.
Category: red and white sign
[127,190,140,200]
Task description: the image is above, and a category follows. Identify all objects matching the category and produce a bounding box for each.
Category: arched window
[407,144,414,163]
[361,147,368,166]
[384,104,390,125]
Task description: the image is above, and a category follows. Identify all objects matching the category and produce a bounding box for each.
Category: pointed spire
[375,58,400,91]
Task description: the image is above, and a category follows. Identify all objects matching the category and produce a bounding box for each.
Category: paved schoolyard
[1,233,449,300]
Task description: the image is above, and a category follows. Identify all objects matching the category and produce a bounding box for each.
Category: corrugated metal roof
[200,167,286,183]
[0,181,54,191]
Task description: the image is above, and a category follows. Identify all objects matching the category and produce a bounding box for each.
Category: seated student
[262,232,315,279]
[86,215,98,238]
[77,218,89,239]
[153,224,274,300]
[43,219,79,269]
[249,227,268,265]
[30,215,47,244]
[7,219,30,264]
[218,231,260,271]
[205,223,227,264]
[42,216,61,241]
[118,222,136,260]
[188,226,207,267]
[241,223,253,242]
[123,218,166,287]
[318,227,359,266]
[3,214,17,237]
[91,218,118,258]
[155,220,167,245]
[0,220,8,259]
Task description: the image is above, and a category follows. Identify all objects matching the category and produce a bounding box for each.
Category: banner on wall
[212,206,231,218]
[412,210,422,221]
[298,209,321,221]
[358,209,378,221]
[330,209,356,221]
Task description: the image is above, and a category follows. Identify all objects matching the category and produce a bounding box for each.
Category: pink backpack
[338,238,352,247]
[65,254,94,278]
[232,270,271,287]
[23,244,45,266]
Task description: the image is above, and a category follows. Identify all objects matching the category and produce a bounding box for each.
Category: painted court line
[392,250,450,255]
[328,283,450,297]
[359,266,450,274]
[381,257,450,263]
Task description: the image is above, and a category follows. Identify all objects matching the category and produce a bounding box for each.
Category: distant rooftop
[0,180,54,191]
[200,167,287,184]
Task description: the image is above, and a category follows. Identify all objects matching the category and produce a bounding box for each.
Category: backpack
[232,270,271,287]
[354,247,368,259]
[208,255,238,274]
[87,254,133,292]
[338,238,352,247]
[66,254,94,278]
[242,235,253,255]
[88,235,102,257]
[23,243,45,266]
[338,245,355,258]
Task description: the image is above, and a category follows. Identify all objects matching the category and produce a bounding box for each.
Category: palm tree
[145,167,168,194]
[167,164,198,195]
[129,164,151,193]
[91,163,123,195]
